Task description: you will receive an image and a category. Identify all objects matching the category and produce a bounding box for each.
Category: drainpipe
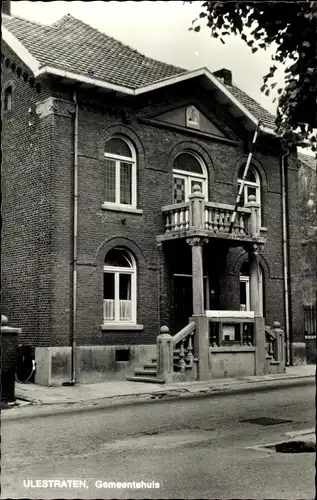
[71,90,79,384]
[281,149,291,366]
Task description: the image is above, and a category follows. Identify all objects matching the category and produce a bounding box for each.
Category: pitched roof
[298,152,317,171]
[2,13,276,130]
[2,14,186,89]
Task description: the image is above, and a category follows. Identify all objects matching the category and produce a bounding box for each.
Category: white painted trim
[35,66,134,95]
[2,25,41,74]
[205,310,255,318]
[101,203,143,214]
[101,324,144,330]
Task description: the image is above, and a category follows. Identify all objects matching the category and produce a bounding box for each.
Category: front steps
[126,358,165,383]
[127,350,195,383]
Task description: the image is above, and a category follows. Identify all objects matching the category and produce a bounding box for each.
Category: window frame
[3,85,12,111]
[172,152,208,203]
[104,137,137,209]
[239,267,263,316]
[238,166,261,224]
[103,248,137,325]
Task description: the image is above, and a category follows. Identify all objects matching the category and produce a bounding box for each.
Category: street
[2,383,315,499]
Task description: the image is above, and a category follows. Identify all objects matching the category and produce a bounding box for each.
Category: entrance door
[173,274,209,333]
[173,275,193,333]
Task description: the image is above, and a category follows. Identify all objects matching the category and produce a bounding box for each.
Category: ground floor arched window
[103,247,137,324]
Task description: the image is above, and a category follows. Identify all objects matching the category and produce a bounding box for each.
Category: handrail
[172,321,196,346]
[205,201,251,214]
[162,201,189,212]
[265,325,276,340]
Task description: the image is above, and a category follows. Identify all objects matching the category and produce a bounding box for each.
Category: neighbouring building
[298,153,317,363]
[1,6,310,385]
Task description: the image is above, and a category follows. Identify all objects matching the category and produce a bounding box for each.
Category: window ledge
[101,203,143,215]
[101,324,144,331]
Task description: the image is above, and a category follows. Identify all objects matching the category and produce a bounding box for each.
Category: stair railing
[265,322,285,366]
[157,322,197,382]
[172,321,196,373]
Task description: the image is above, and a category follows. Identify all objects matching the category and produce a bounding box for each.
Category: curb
[3,375,315,421]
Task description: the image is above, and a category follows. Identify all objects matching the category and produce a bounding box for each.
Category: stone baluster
[218,210,224,231]
[179,340,186,373]
[186,334,194,367]
[185,207,189,230]
[223,210,230,232]
[165,212,171,232]
[179,208,184,231]
[239,213,245,234]
[204,208,209,230]
[268,339,274,356]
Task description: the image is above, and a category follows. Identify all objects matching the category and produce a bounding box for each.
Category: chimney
[213,68,232,86]
[2,1,11,16]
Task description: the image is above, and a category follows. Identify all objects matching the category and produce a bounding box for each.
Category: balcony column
[249,242,265,374]
[188,184,205,230]
[186,237,208,315]
[249,243,262,316]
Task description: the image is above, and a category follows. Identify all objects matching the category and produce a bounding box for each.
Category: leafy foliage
[190,1,317,151]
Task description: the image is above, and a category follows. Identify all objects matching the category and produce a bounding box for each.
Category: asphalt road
[2,384,315,499]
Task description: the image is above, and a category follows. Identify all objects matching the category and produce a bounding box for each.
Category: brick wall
[1,43,54,347]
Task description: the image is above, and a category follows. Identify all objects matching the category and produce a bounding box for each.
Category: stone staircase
[126,348,188,383]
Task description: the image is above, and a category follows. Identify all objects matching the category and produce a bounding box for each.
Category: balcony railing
[162,201,250,235]
[159,185,265,243]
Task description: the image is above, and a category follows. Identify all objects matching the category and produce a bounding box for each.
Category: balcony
[157,185,267,246]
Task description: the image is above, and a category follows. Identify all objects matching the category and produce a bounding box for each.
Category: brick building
[1,8,308,384]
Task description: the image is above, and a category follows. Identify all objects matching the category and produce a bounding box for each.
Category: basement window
[3,86,12,111]
[115,348,130,362]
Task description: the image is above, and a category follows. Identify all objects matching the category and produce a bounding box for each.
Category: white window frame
[104,137,137,209]
[239,268,263,316]
[238,167,261,225]
[103,250,137,325]
[173,152,208,202]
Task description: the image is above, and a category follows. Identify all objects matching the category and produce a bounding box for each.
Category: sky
[10,0,285,116]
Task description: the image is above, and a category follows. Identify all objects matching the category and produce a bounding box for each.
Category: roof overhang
[2,22,275,136]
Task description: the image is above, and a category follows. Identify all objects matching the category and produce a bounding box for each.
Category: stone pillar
[249,243,261,315]
[189,184,205,230]
[156,326,173,383]
[254,316,266,375]
[190,315,210,381]
[271,321,286,372]
[245,194,260,237]
[187,237,208,316]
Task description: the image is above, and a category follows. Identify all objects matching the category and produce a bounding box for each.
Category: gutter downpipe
[70,91,78,385]
[281,148,291,366]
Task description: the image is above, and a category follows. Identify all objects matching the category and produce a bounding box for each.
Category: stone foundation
[291,342,307,365]
[35,345,156,386]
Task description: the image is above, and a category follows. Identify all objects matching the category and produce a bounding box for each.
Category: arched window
[103,247,137,323]
[173,151,208,203]
[238,165,261,220]
[104,136,137,208]
[239,261,263,316]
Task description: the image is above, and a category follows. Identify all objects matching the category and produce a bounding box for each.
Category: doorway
[173,274,209,333]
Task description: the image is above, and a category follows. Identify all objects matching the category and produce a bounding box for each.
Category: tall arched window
[104,136,137,208]
[103,248,137,324]
[173,151,208,203]
[239,261,263,316]
[238,165,261,220]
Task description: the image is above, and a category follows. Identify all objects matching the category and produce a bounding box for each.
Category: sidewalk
[3,365,315,420]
